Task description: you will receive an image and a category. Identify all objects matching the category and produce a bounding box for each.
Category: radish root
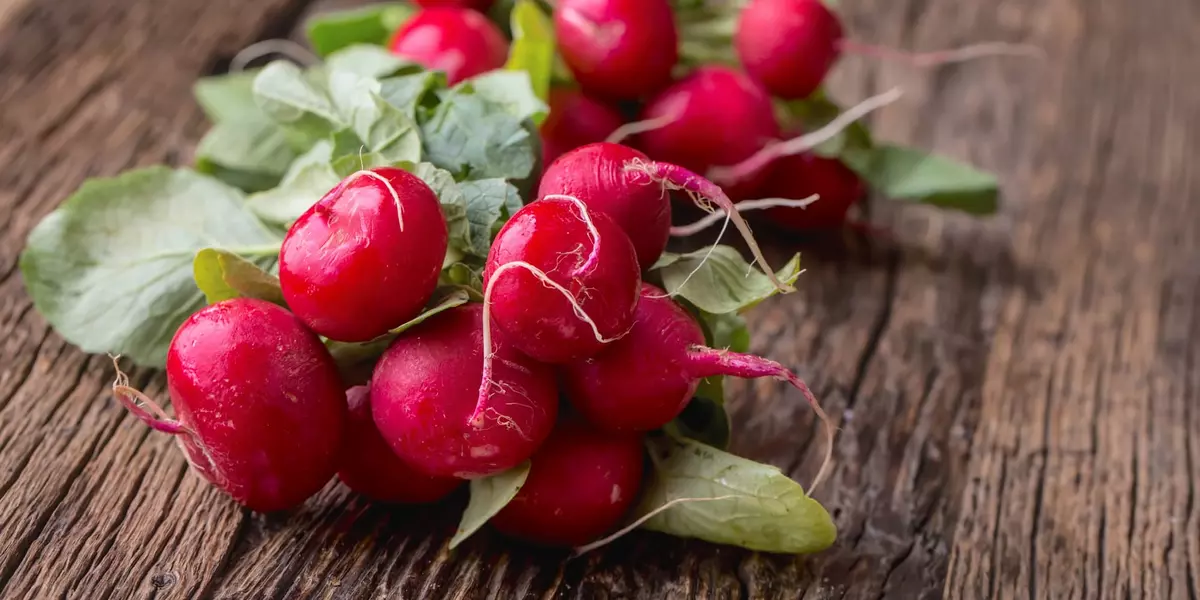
[625,159,793,293]
[839,39,1046,68]
[347,170,405,232]
[686,348,836,494]
[708,87,903,186]
[670,195,820,237]
[540,194,602,274]
[229,39,321,73]
[473,261,625,428]
[572,495,742,556]
[605,104,684,144]
[109,355,224,485]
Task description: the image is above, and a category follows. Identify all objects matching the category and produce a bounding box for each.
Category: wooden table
[1,0,1198,597]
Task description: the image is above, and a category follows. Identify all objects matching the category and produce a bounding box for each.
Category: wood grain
[0,0,1197,597]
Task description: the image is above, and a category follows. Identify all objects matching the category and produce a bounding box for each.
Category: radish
[279,167,447,343]
[563,284,836,491]
[637,66,781,200]
[414,0,494,10]
[553,0,678,100]
[540,88,625,166]
[388,7,509,85]
[735,0,1045,100]
[370,304,559,479]
[537,142,792,290]
[111,298,347,513]
[482,195,641,363]
[735,0,842,100]
[490,420,644,547]
[758,152,866,231]
[338,385,463,503]
[537,142,669,269]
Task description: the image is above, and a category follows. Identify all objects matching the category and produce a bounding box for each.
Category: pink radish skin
[537,142,670,269]
[637,66,781,200]
[279,167,447,343]
[540,88,626,166]
[414,0,494,10]
[370,304,559,479]
[554,0,679,100]
[388,7,508,85]
[759,152,866,231]
[112,298,347,513]
[338,385,463,503]
[483,197,641,363]
[491,420,644,547]
[563,284,835,491]
[735,0,843,100]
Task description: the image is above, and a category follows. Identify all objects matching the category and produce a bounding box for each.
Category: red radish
[553,0,678,100]
[371,304,559,479]
[491,420,644,547]
[111,298,347,513]
[735,0,843,100]
[388,7,508,85]
[637,66,781,200]
[540,88,625,166]
[563,284,836,491]
[537,142,670,269]
[338,385,463,503]
[414,0,494,10]
[279,167,447,343]
[483,196,641,363]
[759,152,866,231]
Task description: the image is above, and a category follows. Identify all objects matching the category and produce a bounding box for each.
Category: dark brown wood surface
[1,0,1198,597]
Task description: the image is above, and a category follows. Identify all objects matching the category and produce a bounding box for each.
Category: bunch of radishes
[112,157,834,551]
[19,0,1018,558]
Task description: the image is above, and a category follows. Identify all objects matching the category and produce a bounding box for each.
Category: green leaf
[464,71,549,124]
[305,2,414,56]
[253,61,343,145]
[326,288,472,373]
[194,119,295,189]
[504,0,555,108]
[652,246,803,315]
[246,141,340,227]
[192,248,283,306]
[699,310,750,353]
[665,396,731,449]
[459,179,522,256]
[19,168,282,367]
[419,89,537,181]
[450,461,530,549]
[439,262,485,296]
[195,158,283,194]
[407,162,471,251]
[378,71,445,120]
[843,144,1000,215]
[637,436,837,554]
[324,44,412,79]
[193,70,262,124]
[328,71,423,164]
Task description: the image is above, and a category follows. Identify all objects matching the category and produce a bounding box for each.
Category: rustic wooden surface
[1,0,1198,597]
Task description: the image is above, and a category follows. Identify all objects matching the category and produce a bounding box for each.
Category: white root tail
[572,495,742,556]
[708,87,904,185]
[605,104,684,145]
[670,195,820,237]
[229,39,321,73]
[346,170,405,232]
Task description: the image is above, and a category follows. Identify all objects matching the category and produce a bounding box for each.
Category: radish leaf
[652,246,802,314]
[450,461,531,549]
[638,436,837,554]
[19,168,282,367]
[192,249,283,306]
[504,0,555,109]
[843,144,1000,214]
[305,3,414,57]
